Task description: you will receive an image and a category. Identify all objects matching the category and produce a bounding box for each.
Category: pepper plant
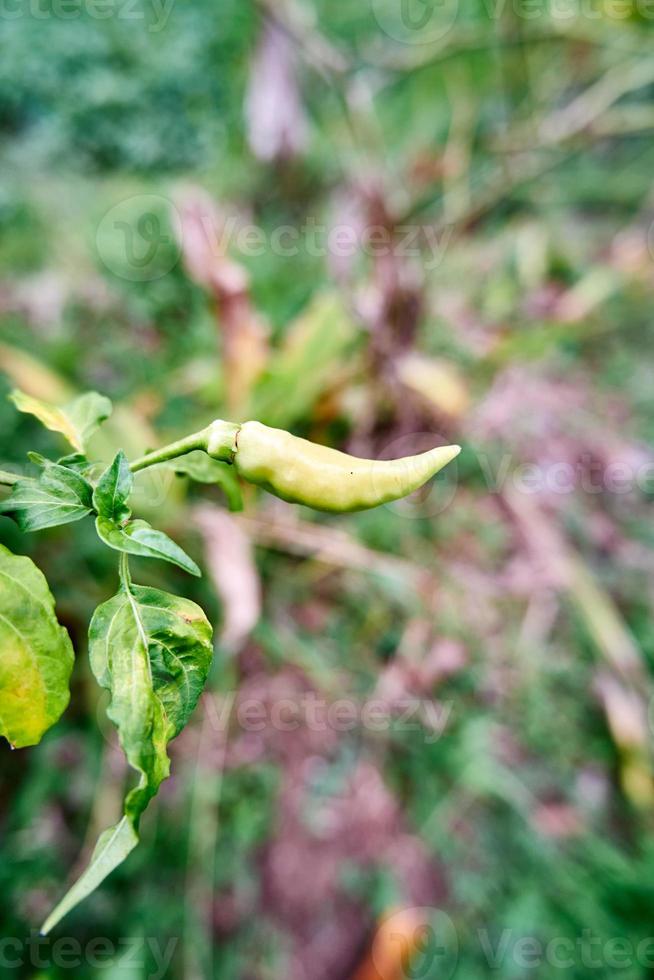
[0,387,459,933]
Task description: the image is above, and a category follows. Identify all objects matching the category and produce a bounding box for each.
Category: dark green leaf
[0,459,93,531]
[93,451,133,522]
[0,544,74,748]
[41,583,213,933]
[57,453,92,474]
[95,516,201,576]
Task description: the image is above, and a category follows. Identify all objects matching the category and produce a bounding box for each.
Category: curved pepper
[206,419,460,513]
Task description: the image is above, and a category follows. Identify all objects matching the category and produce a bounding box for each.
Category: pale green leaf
[95,517,201,576]
[41,583,213,932]
[41,817,138,936]
[0,459,93,531]
[93,451,133,522]
[0,544,74,748]
[10,389,112,453]
[89,585,214,739]
[154,451,243,512]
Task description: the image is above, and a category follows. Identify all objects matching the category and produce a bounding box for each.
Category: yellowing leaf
[0,545,74,748]
[10,389,112,453]
[0,343,73,403]
[249,292,357,428]
[397,354,470,420]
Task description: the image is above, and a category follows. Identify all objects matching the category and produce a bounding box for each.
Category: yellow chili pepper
[131,420,460,513]
[206,419,460,513]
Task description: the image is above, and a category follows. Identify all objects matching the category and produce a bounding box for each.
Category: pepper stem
[204,419,241,461]
[129,420,241,473]
[129,428,211,473]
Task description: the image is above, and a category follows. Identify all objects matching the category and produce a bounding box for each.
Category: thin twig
[404,52,654,230]
[233,510,439,595]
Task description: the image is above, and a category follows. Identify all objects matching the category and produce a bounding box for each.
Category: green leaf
[10,389,112,453]
[95,517,201,576]
[56,453,93,474]
[0,459,93,531]
[0,544,74,748]
[41,817,139,937]
[93,451,133,522]
[41,582,213,933]
[155,452,243,512]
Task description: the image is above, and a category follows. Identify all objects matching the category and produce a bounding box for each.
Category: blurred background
[2,1,654,977]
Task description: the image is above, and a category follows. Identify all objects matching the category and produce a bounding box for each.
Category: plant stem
[118,552,131,591]
[129,428,211,473]
[0,469,19,487]
[129,420,240,473]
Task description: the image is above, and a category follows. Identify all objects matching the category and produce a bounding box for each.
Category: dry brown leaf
[245,20,308,162]
[194,504,262,652]
[176,188,270,414]
[176,188,248,295]
[234,509,436,595]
